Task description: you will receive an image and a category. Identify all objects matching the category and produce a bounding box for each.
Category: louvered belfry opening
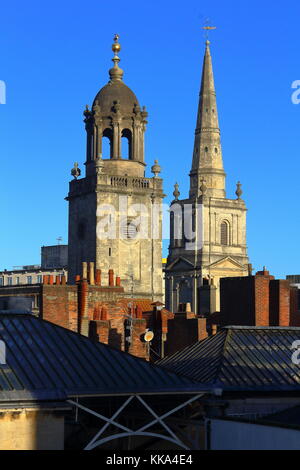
[220,221,228,245]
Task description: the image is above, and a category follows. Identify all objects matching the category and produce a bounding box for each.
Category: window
[7,277,12,286]
[37,275,42,284]
[0,278,3,286]
[121,129,132,160]
[16,277,20,285]
[220,221,229,245]
[204,147,208,152]
[102,128,113,158]
[27,276,32,285]
[109,248,112,256]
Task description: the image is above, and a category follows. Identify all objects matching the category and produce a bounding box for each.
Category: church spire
[189,40,226,198]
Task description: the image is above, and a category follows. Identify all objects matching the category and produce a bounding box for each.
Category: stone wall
[0,407,66,450]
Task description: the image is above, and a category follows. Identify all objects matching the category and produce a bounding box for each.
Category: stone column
[112,122,119,158]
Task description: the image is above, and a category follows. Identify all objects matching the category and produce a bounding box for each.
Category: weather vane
[202,18,216,41]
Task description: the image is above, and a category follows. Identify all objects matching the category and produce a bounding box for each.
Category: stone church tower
[67,35,164,301]
[165,40,250,314]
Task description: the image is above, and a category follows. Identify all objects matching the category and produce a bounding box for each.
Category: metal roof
[157,326,300,392]
[0,314,208,402]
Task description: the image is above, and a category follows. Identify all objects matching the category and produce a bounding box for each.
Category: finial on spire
[109,33,124,81]
[236,181,242,199]
[71,162,81,180]
[151,160,161,178]
[202,18,216,43]
[173,182,180,201]
[112,34,121,62]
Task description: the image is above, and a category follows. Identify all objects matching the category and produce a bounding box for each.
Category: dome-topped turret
[84,34,148,177]
[92,33,140,114]
[93,81,139,114]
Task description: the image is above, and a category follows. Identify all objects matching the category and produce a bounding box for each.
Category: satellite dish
[144,329,154,342]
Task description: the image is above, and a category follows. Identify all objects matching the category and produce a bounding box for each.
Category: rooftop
[0,313,208,403]
[157,326,300,392]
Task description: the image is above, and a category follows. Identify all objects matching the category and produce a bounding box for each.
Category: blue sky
[0,0,299,278]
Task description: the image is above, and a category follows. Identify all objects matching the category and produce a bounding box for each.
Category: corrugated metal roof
[0,314,207,402]
[157,326,300,391]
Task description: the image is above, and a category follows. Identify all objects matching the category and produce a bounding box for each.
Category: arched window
[102,128,113,158]
[121,129,132,159]
[220,221,229,245]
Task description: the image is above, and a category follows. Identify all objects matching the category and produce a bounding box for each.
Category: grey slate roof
[157,326,300,392]
[0,314,208,402]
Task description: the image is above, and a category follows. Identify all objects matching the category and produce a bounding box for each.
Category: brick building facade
[37,262,208,361]
[220,267,300,327]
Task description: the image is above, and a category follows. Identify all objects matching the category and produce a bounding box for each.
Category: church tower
[165,40,250,314]
[67,35,164,301]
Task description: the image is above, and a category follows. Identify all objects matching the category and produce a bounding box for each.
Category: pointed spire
[109,34,124,82]
[189,40,226,199]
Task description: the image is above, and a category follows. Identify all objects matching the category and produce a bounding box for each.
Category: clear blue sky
[0,0,299,278]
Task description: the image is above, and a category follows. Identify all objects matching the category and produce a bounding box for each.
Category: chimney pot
[95,269,102,286]
[82,262,88,280]
[212,324,218,336]
[108,269,114,287]
[89,262,95,285]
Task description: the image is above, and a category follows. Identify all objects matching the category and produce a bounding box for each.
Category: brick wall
[290,287,300,326]
[254,275,270,326]
[269,280,290,326]
[220,269,292,327]
[40,274,152,360]
[164,313,208,357]
[42,285,75,330]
